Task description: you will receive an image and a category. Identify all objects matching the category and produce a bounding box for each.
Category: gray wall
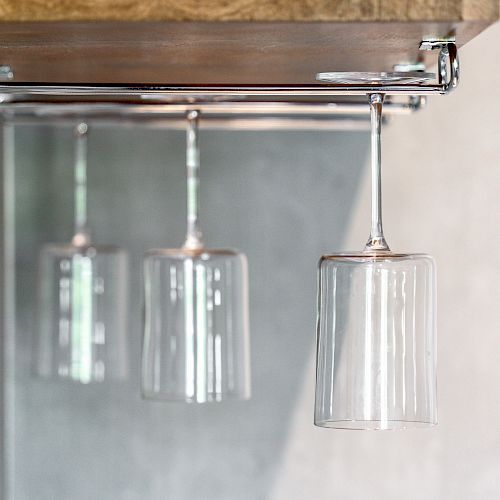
[12,125,367,500]
[11,21,500,500]
[272,22,500,500]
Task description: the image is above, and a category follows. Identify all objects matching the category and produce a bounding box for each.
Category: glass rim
[41,242,125,255]
[141,391,251,403]
[145,247,244,258]
[314,419,437,430]
[319,251,433,262]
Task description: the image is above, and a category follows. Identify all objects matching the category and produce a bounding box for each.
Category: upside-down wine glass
[314,86,437,429]
[36,123,128,384]
[142,110,250,402]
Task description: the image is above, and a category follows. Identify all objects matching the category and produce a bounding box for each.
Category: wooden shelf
[0,1,497,85]
[0,0,497,22]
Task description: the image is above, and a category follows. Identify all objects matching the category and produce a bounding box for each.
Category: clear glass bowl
[142,247,250,403]
[315,252,437,430]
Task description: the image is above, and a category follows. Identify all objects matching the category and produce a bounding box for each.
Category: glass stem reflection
[184,110,204,250]
[72,122,91,247]
[365,93,390,252]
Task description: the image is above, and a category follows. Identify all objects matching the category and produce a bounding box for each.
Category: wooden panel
[0,0,497,22]
[0,21,492,85]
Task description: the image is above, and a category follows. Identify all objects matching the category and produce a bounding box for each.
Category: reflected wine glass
[36,123,128,384]
[314,84,437,429]
[142,110,250,403]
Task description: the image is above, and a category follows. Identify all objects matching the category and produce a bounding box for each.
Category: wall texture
[271,21,500,500]
[9,21,500,500]
[12,125,367,500]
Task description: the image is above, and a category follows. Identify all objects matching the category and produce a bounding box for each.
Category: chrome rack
[0,40,457,131]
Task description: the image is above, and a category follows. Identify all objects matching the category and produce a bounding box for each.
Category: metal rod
[0,98,424,131]
[0,83,447,101]
[0,119,15,500]
[5,117,377,131]
[0,97,423,116]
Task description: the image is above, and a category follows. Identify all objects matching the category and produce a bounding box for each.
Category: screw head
[0,65,13,81]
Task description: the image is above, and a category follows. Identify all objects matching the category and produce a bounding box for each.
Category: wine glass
[314,86,437,429]
[142,110,250,403]
[36,123,128,384]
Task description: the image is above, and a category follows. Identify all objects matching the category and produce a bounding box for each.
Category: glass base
[315,71,435,85]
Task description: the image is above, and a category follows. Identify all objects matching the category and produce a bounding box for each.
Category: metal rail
[1,97,423,130]
[0,41,456,104]
[0,41,456,129]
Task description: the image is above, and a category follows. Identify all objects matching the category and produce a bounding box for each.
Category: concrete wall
[11,125,367,499]
[272,22,500,500]
[8,21,500,500]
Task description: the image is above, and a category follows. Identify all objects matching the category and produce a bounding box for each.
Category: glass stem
[71,122,91,247]
[183,110,204,250]
[365,93,390,252]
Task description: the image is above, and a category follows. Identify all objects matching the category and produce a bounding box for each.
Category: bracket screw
[0,65,13,81]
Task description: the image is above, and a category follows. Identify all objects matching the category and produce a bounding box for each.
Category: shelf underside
[0,16,491,128]
[0,21,491,85]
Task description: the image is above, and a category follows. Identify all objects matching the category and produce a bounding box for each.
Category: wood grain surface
[0,20,491,84]
[0,0,497,22]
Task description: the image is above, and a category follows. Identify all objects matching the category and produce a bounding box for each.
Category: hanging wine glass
[36,123,128,384]
[142,110,250,403]
[314,82,437,429]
